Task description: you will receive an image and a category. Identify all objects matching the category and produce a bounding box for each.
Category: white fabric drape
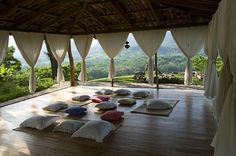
[133,30,166,85]
[171,26,207,85]
[212,0,236,155]
[73,35,93,82]
[0,31,9,65]
[204,17,219,99]
[12,31,44,93]
[46,34,70,85]
[97,32,128,79]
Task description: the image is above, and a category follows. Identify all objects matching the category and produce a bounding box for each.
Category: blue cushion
[64,107,87,115]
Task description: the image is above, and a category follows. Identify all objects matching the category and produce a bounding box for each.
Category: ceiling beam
[0,0,29,18]
[158,0,218,13]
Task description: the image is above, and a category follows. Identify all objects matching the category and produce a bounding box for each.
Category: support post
[68,39,77,86]
[155,53,159,90]
[111,78,114,87]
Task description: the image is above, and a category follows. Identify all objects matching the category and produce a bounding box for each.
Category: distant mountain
[10,31,183,69]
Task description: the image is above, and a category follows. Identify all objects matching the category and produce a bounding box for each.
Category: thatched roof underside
[0,0,220,35]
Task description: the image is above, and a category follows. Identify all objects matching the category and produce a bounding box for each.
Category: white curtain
[12,31,44,93]
[73,35,93,82]
[97,32,128,79]
[46,34,70,85]
[212,0,236,155]
[133,30,166,85]
[0,31,9,64]
[171,26,207,85]
[204,16,219,99]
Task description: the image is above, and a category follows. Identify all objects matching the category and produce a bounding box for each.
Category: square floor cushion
[72,120,115,143]
[53,120,86,134]
[133,91,150,98]
[64,106,87,115]
[92,98,103,103]
[20,115,59,130]
[72,95,90,102]
[146,99,172,110]
[96,96,110,101]
[95,102,117,110]
[43,101,68,112]
[101,111,124,121]
[118,98,136,105]
[114,89,131,96]
[95,89,114,95]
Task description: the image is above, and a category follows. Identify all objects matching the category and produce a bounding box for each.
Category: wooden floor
[0,86,217,156]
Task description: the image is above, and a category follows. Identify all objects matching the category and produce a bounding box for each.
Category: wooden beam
[158,0,218,13]
[0,0,29,18]
[145,0,160,25]
[83,10,108,30]
[109,1,132,27]
[68,39,78,86]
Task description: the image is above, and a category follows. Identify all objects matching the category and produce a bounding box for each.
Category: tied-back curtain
[97,32,128,79]
[213,0,232,123]
[46,34,70,85]
[132,30,166,85]
[73,35,93,82]
[12,31,44,93]
[212,0,236,155]
[0,30,9,65]
[204,16,219,99]
[171,26,207,85]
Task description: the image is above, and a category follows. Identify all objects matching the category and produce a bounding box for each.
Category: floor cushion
[146,99,172,110]
[118,98,136,105]
[72,95,90,102]
[92,98,103,103]
[133,91,150,98]
[114,89,131,96]
[53,120,86,134]
[64,106,87,115]
[95,89,114,95]
[20,115,59,130]
[43,101,68,112]
[101,111,124,121]
[96,96,110,101]
[71,120,115,143]
[95,102,117,110]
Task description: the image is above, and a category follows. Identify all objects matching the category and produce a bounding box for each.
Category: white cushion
[43,101,68,112]
[71,120,115,143]
[146,99,172,110]
[95,102,117,110]
[72,95,90,102]
[95,89,113,95]
[133,91,149,98]
[20,115,59,130]
[53,120,86,134]
[114,89,131,96]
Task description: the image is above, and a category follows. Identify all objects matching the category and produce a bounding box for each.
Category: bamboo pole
[155,53,159,90]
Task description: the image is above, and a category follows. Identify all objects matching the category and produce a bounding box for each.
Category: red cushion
[92,98,102,103]
[101,111,124,121]
[97,96,110,101]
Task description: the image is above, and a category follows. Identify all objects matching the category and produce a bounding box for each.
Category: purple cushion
[64,106,87,115]
[96,96,110,101]
[101,111,124,121]
[92,98,102,103]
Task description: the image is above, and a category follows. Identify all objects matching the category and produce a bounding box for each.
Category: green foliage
[216,57,223,72]
[192,55,207,72]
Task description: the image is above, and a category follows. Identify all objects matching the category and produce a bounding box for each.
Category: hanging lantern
[125,41,130,49]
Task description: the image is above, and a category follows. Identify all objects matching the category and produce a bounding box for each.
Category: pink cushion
[92,98,102,103]
[97,96,110,101]
[101,111,124,121]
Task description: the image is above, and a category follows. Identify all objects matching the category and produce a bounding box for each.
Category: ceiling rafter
[145,0,160,25]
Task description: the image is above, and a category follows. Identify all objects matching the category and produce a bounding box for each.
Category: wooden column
[68,39,77,86]
[155,53,159,90]
[111,78,114,87]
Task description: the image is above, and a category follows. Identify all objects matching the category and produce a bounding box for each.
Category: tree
[192,55,207,73]
[0,46,22,80]
[44,38,58,79]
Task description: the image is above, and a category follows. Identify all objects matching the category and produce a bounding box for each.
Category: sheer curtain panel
[0,30,9,65]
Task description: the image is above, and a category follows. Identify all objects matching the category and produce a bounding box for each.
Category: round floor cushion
[114,89,131,96]
[118,98,136,105]
[72,95,90,102]
[95,102,117,110]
